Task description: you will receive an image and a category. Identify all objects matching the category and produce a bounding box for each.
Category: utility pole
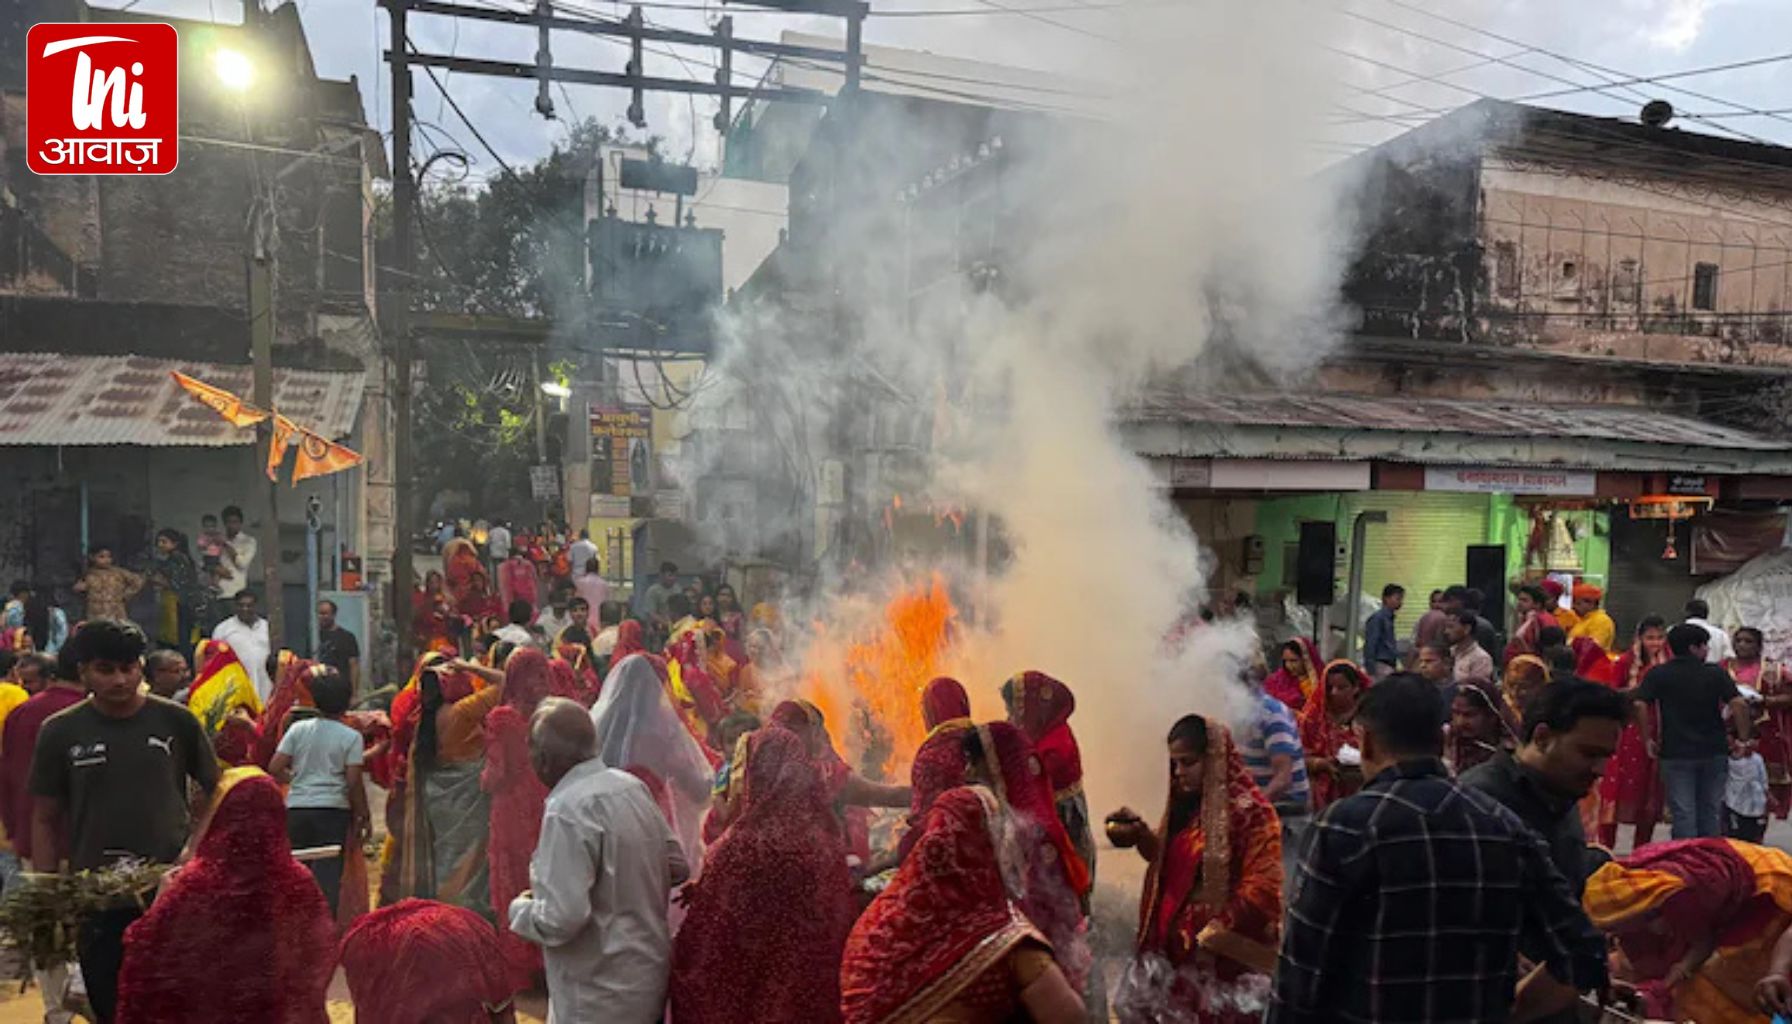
[247,173,284,649]
[388,0,417,661]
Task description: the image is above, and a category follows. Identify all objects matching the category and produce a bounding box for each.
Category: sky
[93,0,1792,178]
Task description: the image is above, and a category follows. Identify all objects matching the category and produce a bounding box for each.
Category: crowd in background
[6,556,1792,1024]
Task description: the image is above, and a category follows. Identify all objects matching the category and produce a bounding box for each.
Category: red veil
[613,619,646,661]
[1573,637,1619,686]
[672,726,855,1024]
[338,899,518,1024]
[1299,660,1373,811]
[117,769,335,1024]
[1264,637,1322,713]
[841,786,1044,1024]
[254,653,317,768]
[968,722,1093,989]
[770,700,872,863]
[1002,671,1082,799]
[904,677,975,859]
[481,648,553,990]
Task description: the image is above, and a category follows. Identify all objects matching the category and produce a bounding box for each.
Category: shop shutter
[1346,493,1491,638]
[1606,515,1712,642]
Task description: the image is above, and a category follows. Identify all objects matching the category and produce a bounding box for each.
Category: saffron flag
[171,372,267,427]
[266,414,298,480]
[292,430,364,482]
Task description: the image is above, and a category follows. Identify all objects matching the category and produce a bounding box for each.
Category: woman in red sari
[1001,671,1097,894]
[481,648,552,990]
[672,726,855,1023]
[411,571,455,655]
[117,767,335,1024]
[1573,637,1619,686]
[1727,626,1792,817]
[338,898,518,1024]
[768,699,909,864]
[841,786,1087,1024]
[1299,661,1372,811]
[254,653,318,768]
[906,676,976,853]
[1500,654,1551,723]
[1598,615,1669,849]
[965,721,1094,992]
[1264,638,1322,713]
[1107,715,1282,1023]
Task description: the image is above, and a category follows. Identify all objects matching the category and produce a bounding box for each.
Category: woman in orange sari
[116,768,335,1023]
[1106,715,1282,1023]
[1500,654,1551,722]
[1585,837,1792,1023]
[840,785,1087,1024]
[1264,638,1322,714]
[481,648,552,989]
[1299,661,1372,811]
[1598,615,1669,849]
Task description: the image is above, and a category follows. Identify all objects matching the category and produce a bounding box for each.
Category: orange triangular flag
[266,415,298,480]
[291,430,364,483]
[172,371,268,428]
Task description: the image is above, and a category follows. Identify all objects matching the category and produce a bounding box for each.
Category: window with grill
[1494,241,1519,299]
[1693,262,1719,311]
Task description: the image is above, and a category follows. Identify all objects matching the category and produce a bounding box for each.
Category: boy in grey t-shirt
[269,668,368,913]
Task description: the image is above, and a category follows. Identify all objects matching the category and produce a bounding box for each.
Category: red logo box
[27,22,179,175]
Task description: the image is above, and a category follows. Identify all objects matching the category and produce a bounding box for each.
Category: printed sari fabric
[188,639,264,723]
[769,700,872,863]
[904,677,975,860]
[1264,638,1322,714]
[671,727,854,1024]
[1116,722,1283,1024]
[1298,660,1372,812]
[1585,838,1792,1023]
[1002,671,1098,893]
[338,898,519,1024]
[481,649,552,989]
[968,721,1093,991]
[117,768,335,1024]
[841,786,1049,1024]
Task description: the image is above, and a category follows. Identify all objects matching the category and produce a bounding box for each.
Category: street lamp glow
[212,48,255,92]
[540,381,572,398]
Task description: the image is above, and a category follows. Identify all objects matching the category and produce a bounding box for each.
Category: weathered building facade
[0,0,388,656]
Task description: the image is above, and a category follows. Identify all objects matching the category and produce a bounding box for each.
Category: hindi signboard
[589,407,652,498]
[1424,466,1596,497]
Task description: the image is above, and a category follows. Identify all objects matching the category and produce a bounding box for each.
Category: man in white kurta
[510,699,689,1024]
[210,590,272,701]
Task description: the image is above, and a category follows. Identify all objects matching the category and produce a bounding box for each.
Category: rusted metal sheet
[1126,390,1786,452]
[0,353,363,447]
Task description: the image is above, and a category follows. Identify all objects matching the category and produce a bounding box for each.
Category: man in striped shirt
[1239,670,1310,882]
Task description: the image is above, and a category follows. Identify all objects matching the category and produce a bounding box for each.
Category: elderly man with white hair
[508,697,689,1024]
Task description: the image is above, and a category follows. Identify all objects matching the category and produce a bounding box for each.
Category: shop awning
[0,353,364,447]
[1122,391,1792,475]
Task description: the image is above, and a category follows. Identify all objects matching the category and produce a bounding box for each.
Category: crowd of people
[4,558,1792,1024]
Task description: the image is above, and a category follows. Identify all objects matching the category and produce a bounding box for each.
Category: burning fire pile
[798,572,963,780]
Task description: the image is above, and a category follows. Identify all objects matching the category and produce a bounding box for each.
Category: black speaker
[1466,545,1507,628]
[1296,521,1337,607]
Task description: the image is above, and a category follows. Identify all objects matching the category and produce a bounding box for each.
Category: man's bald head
[530,697,598,788]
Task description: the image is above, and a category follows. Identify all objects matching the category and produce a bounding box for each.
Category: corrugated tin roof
[1127,390,1788,453]
[0,354,364,447]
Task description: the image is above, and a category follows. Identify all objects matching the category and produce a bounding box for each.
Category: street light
[212,47,255,92]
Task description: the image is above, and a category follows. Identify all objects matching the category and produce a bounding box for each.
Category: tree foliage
[404,118,656,523]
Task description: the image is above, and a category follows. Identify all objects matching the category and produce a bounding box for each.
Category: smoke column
[690,0,1365,815]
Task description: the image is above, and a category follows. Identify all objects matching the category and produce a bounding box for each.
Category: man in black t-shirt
[1634,622,1750,841]
[316,599,361,698]
[29,618,219,1023]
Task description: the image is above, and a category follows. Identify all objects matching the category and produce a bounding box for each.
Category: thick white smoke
[686,0,1366,816]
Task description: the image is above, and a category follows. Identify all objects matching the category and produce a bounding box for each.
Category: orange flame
[799,573,958,778]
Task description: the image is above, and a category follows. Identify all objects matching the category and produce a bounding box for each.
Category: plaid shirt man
[1269,758,1607,1024]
